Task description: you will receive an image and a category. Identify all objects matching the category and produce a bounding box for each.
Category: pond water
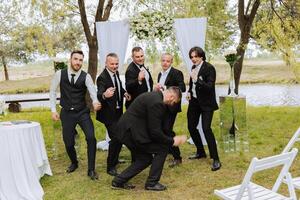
[2,84,300,109]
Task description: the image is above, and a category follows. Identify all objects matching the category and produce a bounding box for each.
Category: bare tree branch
[95,0,105,22]
[78,0,92,43]
[238,0,245,29]
[245,0,252,15]
[103,0,113,21]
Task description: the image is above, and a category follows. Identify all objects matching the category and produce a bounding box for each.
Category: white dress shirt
[159,66,172,87]
[106,68,121,108]
[135,63,151,92]
[191,61,204,98]
[49,67,99,113]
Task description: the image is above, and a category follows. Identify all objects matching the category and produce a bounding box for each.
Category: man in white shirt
[50,50,101,180]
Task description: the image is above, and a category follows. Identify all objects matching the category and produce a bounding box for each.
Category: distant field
[0,59,298,94]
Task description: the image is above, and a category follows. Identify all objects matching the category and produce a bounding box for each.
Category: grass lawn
[2,106,300,199]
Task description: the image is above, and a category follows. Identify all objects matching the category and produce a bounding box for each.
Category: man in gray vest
[50,50,101,180]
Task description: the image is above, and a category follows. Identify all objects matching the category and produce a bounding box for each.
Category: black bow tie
[192,65,197,70]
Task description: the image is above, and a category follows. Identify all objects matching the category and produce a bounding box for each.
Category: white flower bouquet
[129,11,174,41]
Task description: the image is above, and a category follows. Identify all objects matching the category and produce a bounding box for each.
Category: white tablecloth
[0,121,52,200]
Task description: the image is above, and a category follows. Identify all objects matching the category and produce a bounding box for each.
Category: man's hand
[154,83,162,91]
[186,92,191,101]
[93,102,102,111]
[173,135,187,146]
[138,70,145,81]
[52,112,60,121]
[124,92,132,101]
[103,87,115,98]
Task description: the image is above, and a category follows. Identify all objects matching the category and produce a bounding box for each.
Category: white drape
[96,20,130,150]
[173,18,207,71]
[96,20,130,70]
[174,17,207,145]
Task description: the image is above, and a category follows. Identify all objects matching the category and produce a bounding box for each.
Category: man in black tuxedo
[125,47,153,108]
[111,87,187,191]
[96,53,131,176]
[154,53,186,168]
[186,46,221,171]
[50,50,101,180]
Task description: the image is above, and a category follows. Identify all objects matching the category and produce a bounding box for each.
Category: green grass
[2,106,300,199]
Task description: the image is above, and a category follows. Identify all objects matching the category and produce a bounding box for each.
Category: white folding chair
[214,148,298,200]
[282,127,300,190]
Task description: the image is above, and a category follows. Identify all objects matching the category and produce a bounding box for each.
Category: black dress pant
[187,97,219,160]
[113,130,168,186]
[60,107,96,171]
[105,109,123,171]
[162,112,181,160]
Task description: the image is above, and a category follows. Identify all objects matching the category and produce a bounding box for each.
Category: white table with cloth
[0,121,52,200]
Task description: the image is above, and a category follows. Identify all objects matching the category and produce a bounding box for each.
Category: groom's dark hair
[132,46,143,55]
[189,46,206,61]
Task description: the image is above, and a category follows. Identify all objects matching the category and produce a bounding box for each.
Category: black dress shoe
[107,168,119,176]
[66,163,78,173]
[87,170,99,180]
[169,159,182,168]
[111,181,135,190]
[188,154,207,160]
[211,160,221,171]
[145,183,167,191]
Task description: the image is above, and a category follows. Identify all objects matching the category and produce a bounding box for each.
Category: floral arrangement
[129,11,174,41]
[224,50,238,67]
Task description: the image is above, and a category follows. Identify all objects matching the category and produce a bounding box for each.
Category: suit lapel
[164,67,173,86]
[104,68,114,87]
[158,72,161,83]
[197,61,206,77]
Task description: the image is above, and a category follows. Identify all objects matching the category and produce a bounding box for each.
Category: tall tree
[234,0,261,94]
[77,0,113,82]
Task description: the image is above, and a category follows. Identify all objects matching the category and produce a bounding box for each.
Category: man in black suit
[186,46,221,171]
[111,87,187,191]
[125,47,153,108]
[50,50,101,180]
[154,53,186,168]
[96,53,131,176]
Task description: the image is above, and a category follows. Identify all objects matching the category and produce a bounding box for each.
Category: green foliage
[252,0,300,81]
[54,62,68,72]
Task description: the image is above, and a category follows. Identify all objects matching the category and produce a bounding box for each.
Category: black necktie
[113,74,121,103]
[71,74,75,85]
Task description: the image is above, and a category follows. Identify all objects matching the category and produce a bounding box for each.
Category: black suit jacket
[96,68,126,125]
[125,62,153,108]
[188,61,218,111]
[158,67,186,113]
[115,91,174,147]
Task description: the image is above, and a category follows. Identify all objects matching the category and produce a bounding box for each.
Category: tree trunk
[87,36,98,83]
[1,56,9,81]
[234,0,260,94]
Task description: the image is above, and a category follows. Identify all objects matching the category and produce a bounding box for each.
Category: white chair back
[282,127,300,153]
[235,148,298,200]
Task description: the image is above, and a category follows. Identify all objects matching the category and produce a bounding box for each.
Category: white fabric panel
[173,18,207,72]
[174,17,207,145]
[96,20,130,70]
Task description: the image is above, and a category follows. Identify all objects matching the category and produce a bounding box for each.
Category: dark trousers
[187,97,219,160]
[113,131,168,186]
[163,112,181,160]
[60,108,96,171]
[105,109,123,171]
